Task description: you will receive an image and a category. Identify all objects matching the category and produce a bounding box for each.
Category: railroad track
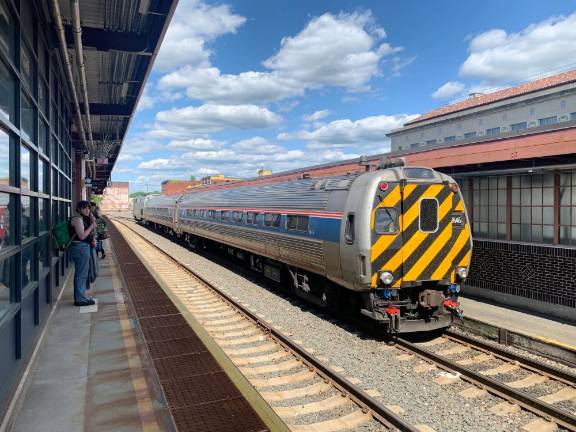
[393,333,576,431]
[110,217,428,432]
[111,215,576,431]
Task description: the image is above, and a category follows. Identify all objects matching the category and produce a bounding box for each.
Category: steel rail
[111,216,420,432]
[395,338,576,431]
[445,330,576,386]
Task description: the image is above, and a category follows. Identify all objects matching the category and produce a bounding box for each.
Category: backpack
[52,219,76,251]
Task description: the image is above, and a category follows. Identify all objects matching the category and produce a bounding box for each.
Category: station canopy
[47,0,177,193]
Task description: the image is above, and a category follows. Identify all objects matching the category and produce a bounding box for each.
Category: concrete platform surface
[460,297,576,350]
[7,243,173,432]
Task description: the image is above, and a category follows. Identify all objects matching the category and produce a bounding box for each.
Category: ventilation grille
[420,199,438,232]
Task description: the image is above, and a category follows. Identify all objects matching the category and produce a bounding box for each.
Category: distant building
[388,70,576,152]
[162,179,201,195]
[258,168,273,176]
[101,182,129,210]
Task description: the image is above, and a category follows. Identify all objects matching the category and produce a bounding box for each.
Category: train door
[399,182,456,284]
[370,182,403,288]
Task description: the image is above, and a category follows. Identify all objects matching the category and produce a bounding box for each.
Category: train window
[221,211,232,221]
[420,198,439,232]
[287,215,309,232]
[246,212,258,225]
[345,213,355,243]
[264,213,281,227]
[233,211,243,222]
[374,208,399,234]
[208,210,216,219]
[404,167,435,179]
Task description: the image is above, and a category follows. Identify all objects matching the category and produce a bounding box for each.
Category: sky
[113,0,576,193]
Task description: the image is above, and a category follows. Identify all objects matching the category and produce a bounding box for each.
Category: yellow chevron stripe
[403,219,452,281]
[379,184,445,273]
[371,234,398,262]
[431,228,470,280]
[458,249,472,268]
[402,193,454,281]
[455,200,464,211]
[370,184,419,262]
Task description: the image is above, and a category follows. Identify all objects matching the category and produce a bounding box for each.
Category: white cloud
[303,110,331,122]
[391,55,417,76]
[159,67,301,105]
[117,153,143,162]
[279,113,419,149]
[432,81,466,99]
[263,12,398,89]
[460,13,576,83]
[231,137,284,155]
[168,138,224,151]
[158,11,401,105]
[155,104,282,133]
[138,158,172,170]
[197,167,220,175]
[136,86,154,111]
[154,0,246,72]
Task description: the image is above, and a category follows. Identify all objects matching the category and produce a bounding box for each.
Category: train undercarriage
[142,220,461,334]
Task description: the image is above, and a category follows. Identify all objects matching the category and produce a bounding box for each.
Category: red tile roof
[406,70,576,126]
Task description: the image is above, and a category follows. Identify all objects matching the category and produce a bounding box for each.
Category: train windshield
[374,208,399,234]
[403,167,435,179]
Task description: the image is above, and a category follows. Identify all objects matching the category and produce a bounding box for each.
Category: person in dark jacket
[70,201,96,306]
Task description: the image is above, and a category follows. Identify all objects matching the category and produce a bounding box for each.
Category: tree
[190,175,196,181]
[91,195,104,206]
[129,191,160,198]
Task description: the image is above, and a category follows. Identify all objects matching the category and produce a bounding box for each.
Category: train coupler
[385,307,401,333]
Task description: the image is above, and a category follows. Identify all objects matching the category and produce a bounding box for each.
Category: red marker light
[379,182,389,191]
[450,183,459,193]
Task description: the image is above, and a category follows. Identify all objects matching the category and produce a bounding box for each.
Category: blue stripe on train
[177,214,342,243]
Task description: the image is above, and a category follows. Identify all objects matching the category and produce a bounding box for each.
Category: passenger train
[134,163,472,333]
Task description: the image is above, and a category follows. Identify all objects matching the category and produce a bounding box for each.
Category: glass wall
[460,171,576,246]
[0,0,73,330]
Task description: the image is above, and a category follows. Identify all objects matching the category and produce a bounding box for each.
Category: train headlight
[456,267,468,280]
[379,271,394,285]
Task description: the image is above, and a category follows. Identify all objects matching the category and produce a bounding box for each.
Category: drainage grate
[106,218,269,432]
[139,314,188,329]
[171,398,269,432]
[141,324,198,343]
[147,337,206,360]
[162,372,242,408]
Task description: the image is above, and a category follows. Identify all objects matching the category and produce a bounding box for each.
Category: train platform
[458,296,576,364]
[3,230,275,432]
[3,242,174,432]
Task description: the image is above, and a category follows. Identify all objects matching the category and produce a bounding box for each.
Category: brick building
[101,182,129,210]
[181,70,576,321]
[161,179,201,195]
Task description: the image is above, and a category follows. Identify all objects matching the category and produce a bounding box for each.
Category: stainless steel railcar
[137,165,472,333]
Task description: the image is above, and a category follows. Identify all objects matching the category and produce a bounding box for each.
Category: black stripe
[452,234,472,268]
[418,194,460,280]
[419,225,459,281]
[370,185,445,277]
[402,195,453,280]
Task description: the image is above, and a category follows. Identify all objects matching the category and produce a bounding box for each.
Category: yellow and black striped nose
[370,183,472,288]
